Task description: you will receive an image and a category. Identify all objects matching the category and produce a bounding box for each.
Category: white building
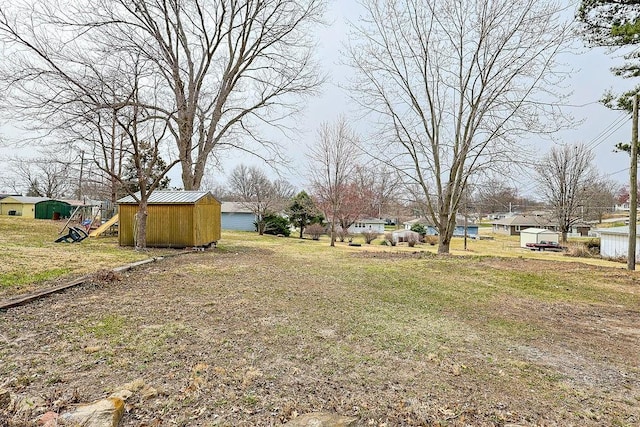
[519,228,560,249]
[599,226,640,260]
[348,218,386,234]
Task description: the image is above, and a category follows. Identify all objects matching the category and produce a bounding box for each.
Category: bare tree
[228,164,294,235]
[582,176,617,223]
[354,164,401,219]
[346,0,572,254]
[4,157,75,198]
[535,144,597,243]
[0,0,325,195]
[308,117,360,246]
[7,0,324,190]
[473,178,531,216]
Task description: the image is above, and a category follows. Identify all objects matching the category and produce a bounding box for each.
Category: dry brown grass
[1,230,639,426]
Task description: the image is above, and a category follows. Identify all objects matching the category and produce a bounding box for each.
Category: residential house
[491,214,556,236]
[348,218,386,234]
[403,216,479,237]
[221,202,257,231]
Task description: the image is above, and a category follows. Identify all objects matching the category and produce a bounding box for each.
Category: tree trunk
[299,225,304,239]
[134,203,148,250]
[437,233,451,254]
[330,222,336,247]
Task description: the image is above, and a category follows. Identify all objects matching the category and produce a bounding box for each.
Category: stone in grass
[59,397,125,427]
[285,412,357,427]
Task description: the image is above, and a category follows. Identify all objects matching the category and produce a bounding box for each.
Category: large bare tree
[3,157,75,198]
[535,144,597,243]
[346,0,572,253]
[0,0,325,189]
[307,117,360,247]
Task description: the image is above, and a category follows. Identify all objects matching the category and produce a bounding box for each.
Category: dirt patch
[1,249,639,426]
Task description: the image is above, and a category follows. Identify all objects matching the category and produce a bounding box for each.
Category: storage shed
[117,191,221,248]
[519,228,560,248]
[35,199,72,220]
[599,226,640,260]
[0,196,51,218]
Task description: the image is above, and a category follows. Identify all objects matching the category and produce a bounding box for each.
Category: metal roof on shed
[597,225,637,236]
[117,191,216,204]
[0,196,51,204]
[519,228,557,235]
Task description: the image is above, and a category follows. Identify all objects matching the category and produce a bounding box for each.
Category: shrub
[564,242,592,258]
[361,230,379,244]
[384,232,396,246]
[424,235,437,246]
[410,223,426,235]
[336,227,351,242]
[585,238,600,253]
[263,214,290,237]
[406,232,419,247]
[305,223,325,240]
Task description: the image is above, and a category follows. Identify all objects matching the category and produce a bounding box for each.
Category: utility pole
[77,150,85,201]
[628,94,638,271]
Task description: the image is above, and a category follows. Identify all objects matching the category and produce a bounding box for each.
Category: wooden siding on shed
[119,195,221,248]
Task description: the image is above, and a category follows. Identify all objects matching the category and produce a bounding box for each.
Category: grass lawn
[1,222,639,425]
[0,217,177,298]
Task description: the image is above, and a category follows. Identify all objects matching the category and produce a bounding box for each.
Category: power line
[584,112,630,152]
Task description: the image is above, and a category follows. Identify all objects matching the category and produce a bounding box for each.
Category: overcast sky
[0,1,636,196]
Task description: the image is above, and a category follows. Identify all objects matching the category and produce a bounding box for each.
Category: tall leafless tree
[0,0,325,241]
[535,144,597,243]
[307,117,360,247]
[346,0,573,254]
[0,0,325,190]
[4,157,75,198]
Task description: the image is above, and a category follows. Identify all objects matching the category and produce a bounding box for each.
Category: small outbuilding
[519,228,560,248]
[117,190,221,248]
[0,196,51,218]
[599,225,640,260]
[35,199,73,220]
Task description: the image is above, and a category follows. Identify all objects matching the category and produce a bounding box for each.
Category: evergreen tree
[287,191,323,239]
[120,141,171,196]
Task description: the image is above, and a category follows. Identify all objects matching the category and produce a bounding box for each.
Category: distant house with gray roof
[491,214,556,236]
[221,202,257,231]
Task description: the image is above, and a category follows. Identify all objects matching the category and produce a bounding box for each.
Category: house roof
[491,214,553,227]
[357,218,386,224]
[0,196,51,204]
[62,199,100,207]
[117,190,217,204]
[404,217,477,227]
[221,201,254,214]
[403,217,434,226]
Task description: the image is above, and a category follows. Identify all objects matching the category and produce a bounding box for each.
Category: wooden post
[628,94,638,271]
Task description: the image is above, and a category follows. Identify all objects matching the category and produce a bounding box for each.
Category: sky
[0,1,637,197]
